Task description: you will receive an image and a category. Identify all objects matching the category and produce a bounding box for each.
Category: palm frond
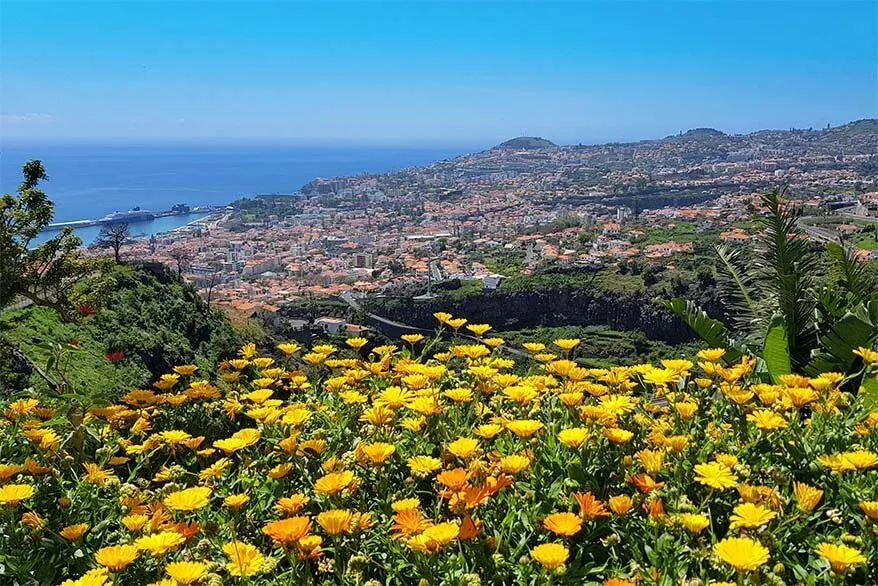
[714,243,764,337]
[661,298,742,363]
[756,188,818,370]
[825,241,876,305]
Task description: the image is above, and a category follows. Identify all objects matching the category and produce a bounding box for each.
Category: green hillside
[0,264,239,395]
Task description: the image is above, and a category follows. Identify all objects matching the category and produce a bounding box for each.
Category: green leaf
[861,371,878,411]
[763,314,791,383]
[660,298,742,363]
[808,300,878,376]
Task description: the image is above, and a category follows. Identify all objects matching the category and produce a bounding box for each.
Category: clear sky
[1,0,875,145]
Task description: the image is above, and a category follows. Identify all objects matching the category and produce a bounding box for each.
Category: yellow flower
[433,312,452,325]
[60,568,109,586]
[746,409,787,431]
[447,438,479,460]
[531,542,569,570]
[474,423,504,439]
[676,513,710,532]
[0,463,23,482]
[505,419,544,438]
[121,513,149,532]
[268,463,293,479]
[277,342,301,356]
[135,530,185,556]
[445,317,467,330]
[845,450,878,469]
[317,509,353,535]
[411,521,460,552]
[466,323,492,337]
[697,348,726,362]
[502,385,538,404]
[853,346,878,364]
[360,442,396,465]
[0,483,34,506]
[859,501,878,520]
[693,462,738,490]
[553,338,581,352]
[500,454,531,475]
[401,333,424,344]
[224,494,250,508]
[608,495,634,516]
[444,388,473,403]
[408,455,442,477]
[558,427,589,448]
[729,502,776,529]
[314,470,356,495]
[60,523,89,541]
[636,449,665,474]
[82,463,116,486]
[542,512,582,536]
[223,541,266,577]
[603,427,634,444]
[713,537,770,571]
[793,482,823,513]
[345,337,368,350]
[675,401,698,419]
[94,544,139,572]
[165,561,208,584]
[814,542,866,573]
[263,516,312,544]
[164,486,212,511]
[275,493,310,516]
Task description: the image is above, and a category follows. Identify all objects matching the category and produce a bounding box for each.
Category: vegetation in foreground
[1,314,877,585]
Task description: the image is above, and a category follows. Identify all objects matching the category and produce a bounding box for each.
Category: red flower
[105,350,125,363]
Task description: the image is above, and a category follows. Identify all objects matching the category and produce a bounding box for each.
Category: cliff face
[365,287,722,344]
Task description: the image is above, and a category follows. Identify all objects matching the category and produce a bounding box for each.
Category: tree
[0,160,107,320]
[168,247,190,275]
[95,222,130,263]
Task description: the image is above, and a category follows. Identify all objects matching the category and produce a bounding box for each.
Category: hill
[492,136,557,150]
[0,263,239,395]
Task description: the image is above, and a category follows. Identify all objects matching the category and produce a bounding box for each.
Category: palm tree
[664,188,877,388]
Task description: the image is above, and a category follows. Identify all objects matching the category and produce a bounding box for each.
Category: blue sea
[1,142,474,245]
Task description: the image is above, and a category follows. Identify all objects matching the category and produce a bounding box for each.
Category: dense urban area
[98,120,876,347]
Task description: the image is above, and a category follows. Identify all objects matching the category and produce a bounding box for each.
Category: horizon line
[2,117,874,150]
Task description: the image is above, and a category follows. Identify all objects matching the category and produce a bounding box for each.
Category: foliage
[1,313,876,585]
[0,264,239,396]
[667,188,878,384]
[0,160,109,320]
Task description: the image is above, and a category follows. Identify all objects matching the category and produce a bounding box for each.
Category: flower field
[1,314,877,586]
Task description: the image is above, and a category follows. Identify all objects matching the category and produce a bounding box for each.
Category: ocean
[0,142,474,245]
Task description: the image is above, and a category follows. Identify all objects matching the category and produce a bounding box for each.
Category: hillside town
[117,120,878,320]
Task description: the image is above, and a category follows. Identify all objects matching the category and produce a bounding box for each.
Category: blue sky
[1,1,875,144]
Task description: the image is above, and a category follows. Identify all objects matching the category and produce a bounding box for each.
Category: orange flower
[262,516,312,544]
[436,468,469,491]
[627,473,665,493]
[392,508,431,537]
[314,470,356,495]
[573,492,610,520]
[317,510,353,535]
[542,512,582,536]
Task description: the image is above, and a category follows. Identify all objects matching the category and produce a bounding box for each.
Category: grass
[0,306,150,394]
[500,324,700,368]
